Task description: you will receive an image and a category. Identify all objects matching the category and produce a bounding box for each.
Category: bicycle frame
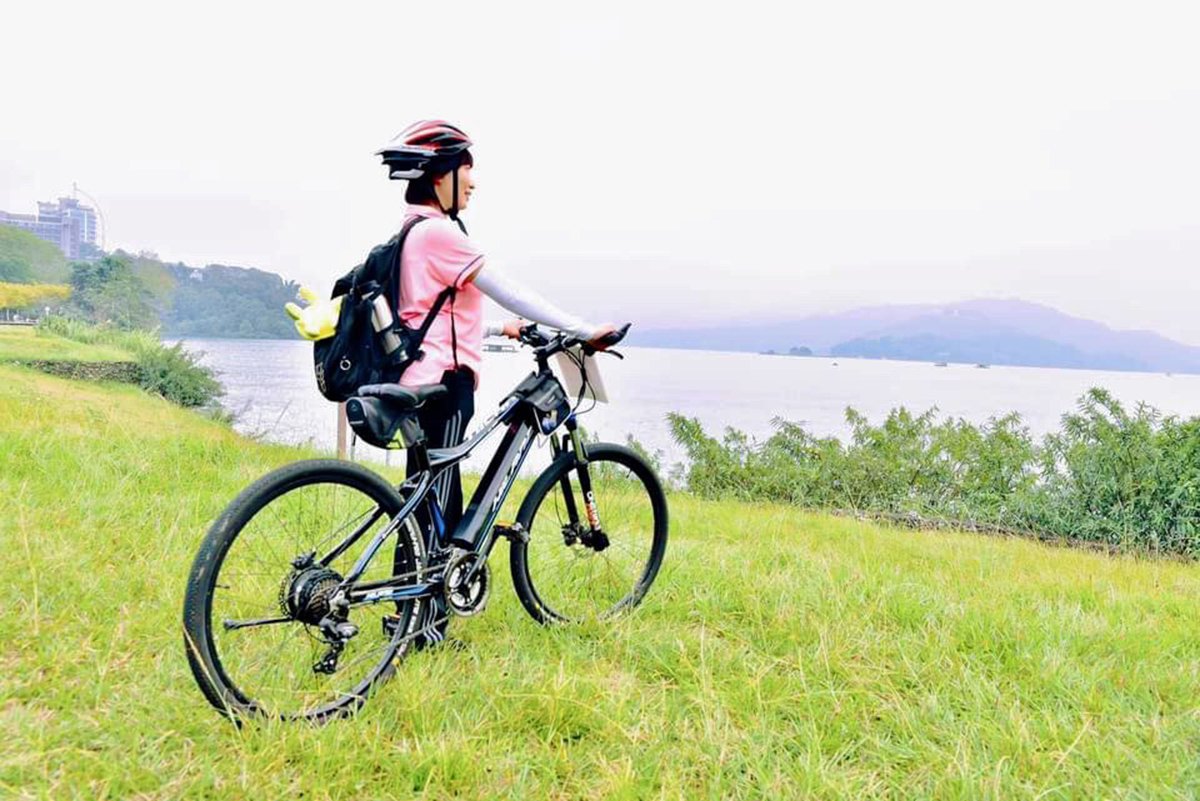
[316,370,587,609]
[190,323,654,725]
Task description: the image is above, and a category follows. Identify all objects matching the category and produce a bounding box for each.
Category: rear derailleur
[313,601,359,675]
[281,552,360,675]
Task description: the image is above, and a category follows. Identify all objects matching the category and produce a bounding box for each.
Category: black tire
[510,443,668,624]
[182,459,425,722]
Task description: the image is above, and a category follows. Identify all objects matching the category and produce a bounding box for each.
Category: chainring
[443,550,491,617]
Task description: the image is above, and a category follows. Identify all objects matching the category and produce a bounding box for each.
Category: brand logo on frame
[492,431,532,513]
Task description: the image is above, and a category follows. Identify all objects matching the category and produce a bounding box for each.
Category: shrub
[669,388,1200,557]
[134,341,223,408]
[37,317,222,408]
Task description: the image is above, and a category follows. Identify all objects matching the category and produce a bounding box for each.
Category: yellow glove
[284,286,342,341]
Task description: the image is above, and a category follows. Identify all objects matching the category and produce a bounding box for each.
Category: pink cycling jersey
[396,204,485,388]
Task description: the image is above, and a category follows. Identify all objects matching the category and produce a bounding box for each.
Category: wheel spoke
[516,447,666,623]
[188,463,427,721]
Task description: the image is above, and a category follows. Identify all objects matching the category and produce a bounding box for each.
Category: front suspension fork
[556,421,607,549]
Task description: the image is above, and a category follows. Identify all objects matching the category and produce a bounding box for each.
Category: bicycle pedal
[494,522,529,544]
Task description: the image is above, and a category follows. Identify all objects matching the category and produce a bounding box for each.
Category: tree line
[2,225,302,338]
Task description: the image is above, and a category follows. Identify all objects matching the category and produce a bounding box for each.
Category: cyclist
[377,119,614,645]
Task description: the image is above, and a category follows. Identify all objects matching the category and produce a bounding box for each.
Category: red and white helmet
[376,120,473,180]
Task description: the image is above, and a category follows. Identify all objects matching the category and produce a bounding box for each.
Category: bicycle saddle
[355,383,448,409]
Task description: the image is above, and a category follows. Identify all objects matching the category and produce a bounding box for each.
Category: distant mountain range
[9,219,1197,370]
[637,299,1200,374]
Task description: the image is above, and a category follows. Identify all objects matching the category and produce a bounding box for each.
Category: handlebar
[587,323,631,353]
[518,322,632,361]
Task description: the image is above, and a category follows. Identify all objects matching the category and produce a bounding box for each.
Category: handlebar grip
[589,323,631,351]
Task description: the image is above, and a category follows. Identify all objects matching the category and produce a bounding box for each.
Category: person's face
[433,163,475,211]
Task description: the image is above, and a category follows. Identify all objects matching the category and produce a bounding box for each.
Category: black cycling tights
[395,367,475,644]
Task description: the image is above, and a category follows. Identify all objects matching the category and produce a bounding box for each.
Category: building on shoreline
[0,197,100,260]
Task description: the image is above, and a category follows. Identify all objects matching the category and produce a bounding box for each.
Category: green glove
[285,286,342,341]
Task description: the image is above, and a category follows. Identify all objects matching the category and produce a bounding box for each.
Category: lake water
[182,338,1200,474]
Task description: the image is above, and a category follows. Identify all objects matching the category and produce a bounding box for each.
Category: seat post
[408,439,431,473]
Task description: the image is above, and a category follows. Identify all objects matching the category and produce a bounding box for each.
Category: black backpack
[313,216,454,402]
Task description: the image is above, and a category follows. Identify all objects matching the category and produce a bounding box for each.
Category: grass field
[0,325,134,363]
[2,363,1199,799]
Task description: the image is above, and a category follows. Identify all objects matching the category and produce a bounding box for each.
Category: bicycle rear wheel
[510,443,668,623]
[182,459,426,722]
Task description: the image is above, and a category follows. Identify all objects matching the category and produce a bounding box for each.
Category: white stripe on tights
[437,412,460,510]
[438,417,452,509]
[450,413,462,506]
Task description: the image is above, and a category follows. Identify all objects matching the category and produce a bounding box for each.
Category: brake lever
[580,344,623,359]
[581,322,632,357]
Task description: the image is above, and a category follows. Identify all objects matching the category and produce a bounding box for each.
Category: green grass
[2,365,1199,799]
[0,326,135,363]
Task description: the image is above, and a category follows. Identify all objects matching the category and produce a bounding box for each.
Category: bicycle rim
[193,462,424,720]
[515,445,667,623]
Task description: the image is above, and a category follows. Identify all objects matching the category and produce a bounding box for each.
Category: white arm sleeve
[473,263,602,340]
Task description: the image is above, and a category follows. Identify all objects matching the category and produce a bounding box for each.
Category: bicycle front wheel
[510,443,668,623]
[183,459,426,722]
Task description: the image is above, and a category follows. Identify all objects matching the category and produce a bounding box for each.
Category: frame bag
[313,216,454,402]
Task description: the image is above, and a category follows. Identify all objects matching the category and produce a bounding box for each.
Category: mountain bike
[182,324,668,722]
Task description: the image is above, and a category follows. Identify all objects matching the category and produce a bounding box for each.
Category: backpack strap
[330,214,428,301]
[388,215,430,312]
[414,285,456,341]
[392,215,458,365]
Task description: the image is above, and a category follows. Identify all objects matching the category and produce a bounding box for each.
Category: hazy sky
[3,1,1198,342]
